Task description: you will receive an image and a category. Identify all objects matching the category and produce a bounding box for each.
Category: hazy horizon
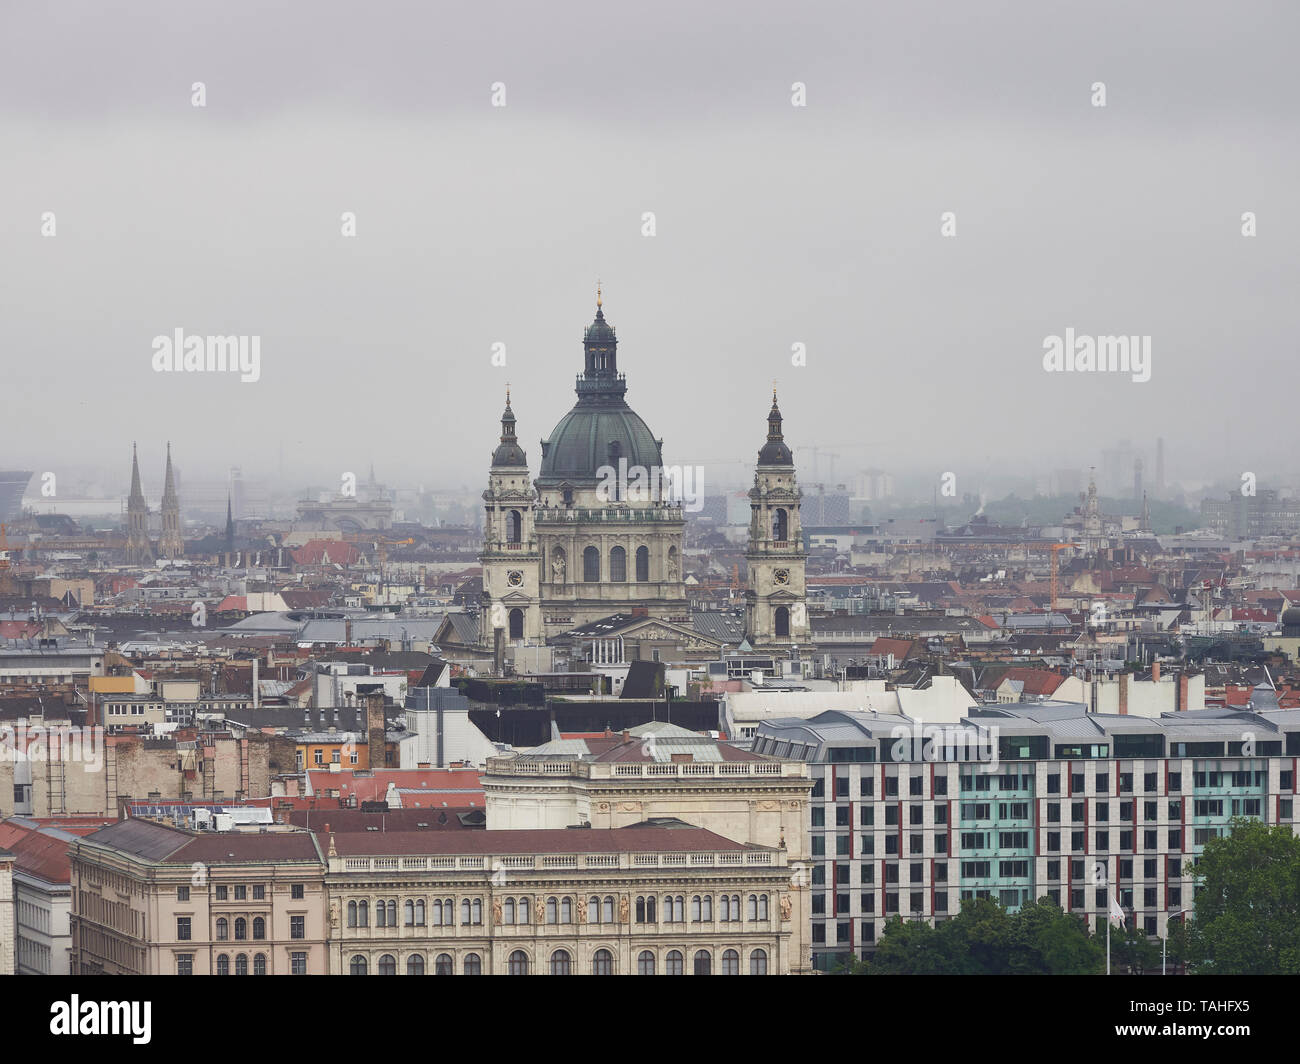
[3,1,1297,498]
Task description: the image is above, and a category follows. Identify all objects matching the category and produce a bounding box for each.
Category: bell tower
[479,390,542,651]
[158,442,184,559]
[125,443,153,566]
[745,391,811,647]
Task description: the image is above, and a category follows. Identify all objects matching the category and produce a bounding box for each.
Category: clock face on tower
[507,570,524,587]
[774,568,790,585]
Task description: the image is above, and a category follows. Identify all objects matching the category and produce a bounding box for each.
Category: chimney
[252,656,260,709]
[1177,673,1189,712]
[1151,660,1160,683]
[622,729,630,743]
[1118,673,1129,715]
[344,618,353,645]
[367,690,385,770]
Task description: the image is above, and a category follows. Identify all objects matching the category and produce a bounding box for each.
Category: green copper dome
[536,297,664,486]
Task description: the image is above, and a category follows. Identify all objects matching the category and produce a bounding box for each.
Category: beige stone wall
[0,857,14,975]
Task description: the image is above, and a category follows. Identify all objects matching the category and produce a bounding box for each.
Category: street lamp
[1162,909,1189,975]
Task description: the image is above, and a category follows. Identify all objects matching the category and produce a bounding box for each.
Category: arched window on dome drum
[583,546,600,582]
[609,546,626,582]
[509,608,524,639]
[635,545,649,582]
[506,509,522,544]
[773,508,788,542]
[775,606,791,639]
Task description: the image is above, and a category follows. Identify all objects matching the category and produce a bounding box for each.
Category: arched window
[773,508,788,541]
[588,896,601,923]
[517,897,530,924]
[747,895,758,921]
[546,897,558,924]
[775,606,791,638]
[379,954,396,976]
[464,953,482,975]
[691,896,701,922]
[583,546,600,582]
[609,546,626,582]
[635,545,650,582]
[234,917,247,941]
[666,950,684,976]
[235,954,248,976]
[560,897,572,923]
[506,509,522,544]
[216,954,229,976]
[759,894,769,920]
[504,897,515,924]
[509,950,528,975]
[472,899,482,925]
[722,949,740,975]
[592,949,614,975]
[693,950,712,976]
[551,949,572,975]
[405,900,415,926]
[408,954,426,976]
[346,902,357,928]
[252,916,265,939]
[461,899,471,925]
[253,953,266,976]
[638,950,656,975]
[603,896,615,923]
[508,608,524,639]
[432,899,442,925]
[358,900,368,927]
[350,955,367,976]
[216,917,229,940]
[730,895,740,921]
[720,895,730,922]
[387,900,397,927]
[415,900,425,926]
[750,949,768,975]
[435,954,453,976]
[443,898,454,924]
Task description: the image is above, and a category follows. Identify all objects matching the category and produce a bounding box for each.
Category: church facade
[479,293,811,655]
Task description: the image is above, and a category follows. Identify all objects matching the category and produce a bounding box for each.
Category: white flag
[1109,896,1126,928]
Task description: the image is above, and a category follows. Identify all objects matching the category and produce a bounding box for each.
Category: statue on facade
[619,895,630,923]
[492,897,503,926]
[552,553,565,583]
[780,894,792,922]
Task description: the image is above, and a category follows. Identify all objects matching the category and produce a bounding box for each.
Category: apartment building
[754,704,1300,972]
[66,818,804,974]
[68,819,329,975]
[324,824,797,975]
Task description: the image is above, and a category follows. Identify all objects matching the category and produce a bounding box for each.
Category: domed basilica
[479,290,812,655]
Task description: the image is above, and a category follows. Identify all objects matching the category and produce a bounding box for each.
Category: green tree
[1112,923,1160,975]
[1183,818,1300,974]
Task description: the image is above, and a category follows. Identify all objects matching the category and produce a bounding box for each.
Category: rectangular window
[934,891,948,913]
[176,953,194,976]
[836,806,851,827]
[934,777,947,796]
[1071,802,1085,823]
[860,893,875,913]
[290,915,305,940]
[177,886,190,901]
[1096,802,1109,823]
[252,885,265,901]
[812,807,825,828]
[1047,802,1060,824]
[292,884,305,900]
[176,917,191,941]
[1071,831,1085,852]
[291,951,307,975]
[216,886,228,900]
[859,777,873,797]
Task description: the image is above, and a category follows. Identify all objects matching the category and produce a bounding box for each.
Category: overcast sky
[2,0,1297,501]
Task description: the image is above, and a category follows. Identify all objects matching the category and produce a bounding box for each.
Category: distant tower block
[125,443,153,565]
[1133,456,1143,502]
[158,442,184,559]
[1156,437,1165,495]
